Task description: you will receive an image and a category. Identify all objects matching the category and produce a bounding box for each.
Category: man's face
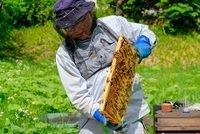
[66,12,93,40]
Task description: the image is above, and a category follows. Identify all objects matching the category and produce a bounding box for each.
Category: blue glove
[93,109,107,125]
[93,110,128,132]
[134,35,151,63]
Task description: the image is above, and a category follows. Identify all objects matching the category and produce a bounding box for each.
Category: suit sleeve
[56,44,99,118]
[100,16,156,48]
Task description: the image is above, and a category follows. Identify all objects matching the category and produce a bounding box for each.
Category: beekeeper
[53,0,156,133]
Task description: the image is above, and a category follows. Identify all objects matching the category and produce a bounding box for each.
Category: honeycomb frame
[100,36,139,124]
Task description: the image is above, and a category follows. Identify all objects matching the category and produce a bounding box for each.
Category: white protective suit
[56,15,156,134]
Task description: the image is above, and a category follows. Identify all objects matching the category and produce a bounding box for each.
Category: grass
[0,22,200,133]
[138,64,200,107]
[11,22,61,61]
[140,27,200,105]
[0,59,79,133]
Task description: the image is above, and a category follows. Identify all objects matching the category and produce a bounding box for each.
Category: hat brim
[55,1,94,29]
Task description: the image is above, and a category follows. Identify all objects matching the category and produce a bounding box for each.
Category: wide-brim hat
[54,0,95,29]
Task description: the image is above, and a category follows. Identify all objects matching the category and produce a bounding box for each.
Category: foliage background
[0,0,200,133]
[1,0,199,59]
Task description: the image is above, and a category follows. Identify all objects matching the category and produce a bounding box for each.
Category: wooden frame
[100,36,139,124]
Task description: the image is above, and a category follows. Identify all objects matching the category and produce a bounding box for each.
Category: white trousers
[79,119,145,134]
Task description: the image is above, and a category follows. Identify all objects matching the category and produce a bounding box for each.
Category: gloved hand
[134,35,151,63]
[93,109,128,132]
[93,109,107,125]
[107,120,128,133]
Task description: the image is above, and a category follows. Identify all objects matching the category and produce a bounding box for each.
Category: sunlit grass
[0,59,78,133]
[12,22,61,61]
[143,31,200,67]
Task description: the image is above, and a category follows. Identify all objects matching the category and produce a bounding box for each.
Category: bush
[108,0,200,34]
[0,0,56,59]
[108,0,159,23]
[3,0,55,28]
[96,0,115,17]
[156,0,200,34]
[0,5,19,59]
